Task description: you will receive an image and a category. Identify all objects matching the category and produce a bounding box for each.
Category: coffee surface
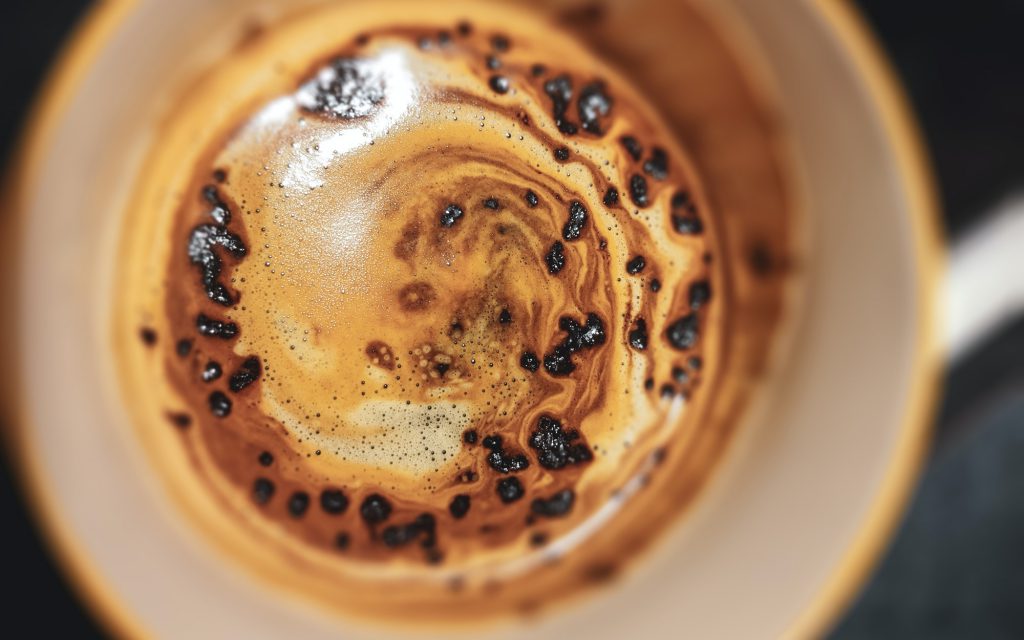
[115,0,792,624]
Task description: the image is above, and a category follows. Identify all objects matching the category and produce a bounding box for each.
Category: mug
[2,0,950,637]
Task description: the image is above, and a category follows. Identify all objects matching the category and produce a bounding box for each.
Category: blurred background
[2,1,1021,637]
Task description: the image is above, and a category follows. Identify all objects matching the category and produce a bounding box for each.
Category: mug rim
[0,0,944,638]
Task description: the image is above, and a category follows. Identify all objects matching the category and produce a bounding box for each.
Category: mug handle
[945,195,1024,362]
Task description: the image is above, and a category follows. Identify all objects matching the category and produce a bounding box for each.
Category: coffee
[114,0,792,624]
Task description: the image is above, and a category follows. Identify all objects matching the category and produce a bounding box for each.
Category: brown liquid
[114,0,793,626]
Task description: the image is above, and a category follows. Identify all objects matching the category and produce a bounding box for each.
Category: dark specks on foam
[542,313,605,377]
[296,57,385,119]
[449,494,471,519]
[463,429,478,445]
[483,435,530,474]
[483,197,500,210]
[228,356,261,392]
[139,327,157,346]
[489,75,510,94]
[529,416,592,470]
[545,241,566,274]
[196,313,238,339]
[258,451,274,466]
[439,203,464,228]
[202,361,222,382]
[620,135,643,161]
[626,255,646,274]
[629,174,649,207]
[288,491,310,518]
[520,351,540,372]
[175,339,193,357]
[666,314,700,350]
[554,146,570,162]
[562,200,587,241]
[628,318,649,351]
[531,489,575,518]
[253,478,275,505]
[208,391,232,418]
[643,147,669,180]
[360,494,392,525]
[603,187,619,207]
[577,81,612,134]
[543,75,577,135]
[524,190,539,207]
[496,477,524,503]
[320,488,349,515]
[689,281,711,310]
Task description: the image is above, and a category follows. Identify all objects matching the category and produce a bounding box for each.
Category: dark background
[3,2,1022,638]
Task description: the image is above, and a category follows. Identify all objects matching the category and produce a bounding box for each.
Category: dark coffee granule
[187,222,246,307]
[457,21,472,36]
[643,147,669,180]
[319,488,349,515]
[435,362,450,377]
[491,34,510,52]
[666,314,700,350]
[382,523,421,548]
[253,478,275,504]
[201,185,232,224]
[524,190,539,207]
[486,55,501,70]
[626,255,646,274]
[258,451,274,466]
[175,339,192,357]
[360,494,392,524]
[689,281,711,309]
[660,384,676,398]
[139,328,157,346]
[672,366,689,384]
[489,75,510,94]
[335,532,351,550]
[440,203,464,228]
[208,391,231,418]
[543,75,577,135]
[212,168,227,183]
[463,429,478,444]
[671,214,703,235]
[644,378,655,390]
[202,361,222,382]
[629,318,649,351]
[620,135,643,161]
[543,346,575,376]
[688,356,703,370]
[167,412,191,428]
[520,351,540,372]
[484,435,530,474]
[497,477,524,503]
[531,63,547,77]
[629,174,649,207]
[603,187,619,206]
[531,489,575,518]
[196,314,238,339]
[228,356,261,392]
[577,81,612,134]
[287,491,310,518]
[562,200,588,240]
[529,415,592,470]
[498,308,512,324]
[650,278,662,292]
[671,190,697,214]
[437,30,452,45]
[449,494,471,519]
[543,313,605,376]
[530,531,549,547]
[483,197,500,210]
[554,147,570,162]
[545,241,566,274]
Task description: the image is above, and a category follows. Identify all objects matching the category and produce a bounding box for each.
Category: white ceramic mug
[3,0,955,637]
